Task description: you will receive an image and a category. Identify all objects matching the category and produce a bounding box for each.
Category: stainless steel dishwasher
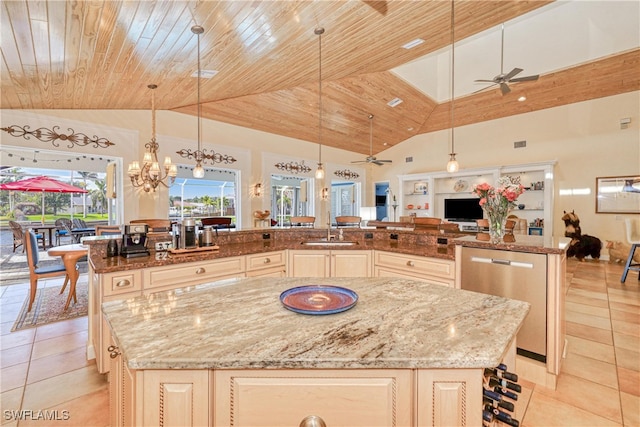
[460,247,547,363]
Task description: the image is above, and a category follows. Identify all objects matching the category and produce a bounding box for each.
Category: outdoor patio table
[29,224,58,249]
[47,243,88,310]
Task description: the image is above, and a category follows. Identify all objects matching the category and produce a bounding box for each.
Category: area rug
[11,281,88,332]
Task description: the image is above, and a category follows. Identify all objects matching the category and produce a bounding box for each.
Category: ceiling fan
[351,114,392,166]
[474,23,539,95]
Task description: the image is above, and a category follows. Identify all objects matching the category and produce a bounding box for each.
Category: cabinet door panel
[144,257,245,290]
[331,250,371,277]
[214,369,413,427]
[288,251,329,277]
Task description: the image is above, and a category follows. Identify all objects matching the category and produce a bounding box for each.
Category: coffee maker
[120,224,150,258]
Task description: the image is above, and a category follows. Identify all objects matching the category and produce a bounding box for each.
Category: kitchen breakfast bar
[103,276,529,427]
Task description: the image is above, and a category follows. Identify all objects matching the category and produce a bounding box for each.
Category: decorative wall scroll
[596,175,640,214]
[274,160,311,174]
[175,148,237,165]
[334,169,360,179]
[1,124,115,148]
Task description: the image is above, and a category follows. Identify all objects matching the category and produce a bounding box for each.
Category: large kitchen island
[103,276,529,427]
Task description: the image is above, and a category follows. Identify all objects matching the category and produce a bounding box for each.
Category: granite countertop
[103,277,530,371]
[453,234,570,255]
[88,235,455,274]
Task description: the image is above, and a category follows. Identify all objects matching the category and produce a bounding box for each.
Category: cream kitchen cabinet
[373,250,455,287]
[288,250,372,277]
[108,334,134,427]
[143,256,245,292]
[245,250,286,277]
[213,369,413,427]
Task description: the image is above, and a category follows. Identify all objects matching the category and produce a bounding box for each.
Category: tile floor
[0,260,638,427]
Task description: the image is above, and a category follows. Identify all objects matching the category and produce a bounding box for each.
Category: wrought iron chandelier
[176,25,236,179]
[127,84,177,192]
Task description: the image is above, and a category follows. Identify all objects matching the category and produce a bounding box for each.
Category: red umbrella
[0,176,88,223]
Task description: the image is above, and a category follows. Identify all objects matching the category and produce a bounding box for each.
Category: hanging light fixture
[446,0,460,174]
[175,25,237,179]
[314,27,325,180]
[127,84,177,192]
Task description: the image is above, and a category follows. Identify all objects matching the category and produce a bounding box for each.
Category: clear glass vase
[485,207,509,244]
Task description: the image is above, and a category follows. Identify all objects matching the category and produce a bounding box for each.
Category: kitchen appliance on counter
[121,224,150,258]
[460,247,547,363]
[180,219,198,249]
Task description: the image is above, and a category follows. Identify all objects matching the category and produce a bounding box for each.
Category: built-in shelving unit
[398,161,555,236]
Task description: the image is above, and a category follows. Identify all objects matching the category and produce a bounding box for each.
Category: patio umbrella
[0,176,88,223]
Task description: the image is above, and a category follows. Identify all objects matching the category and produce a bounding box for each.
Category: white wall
[372,92,640,244]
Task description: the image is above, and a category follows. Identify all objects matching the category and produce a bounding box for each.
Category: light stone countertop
[103,277,530,371]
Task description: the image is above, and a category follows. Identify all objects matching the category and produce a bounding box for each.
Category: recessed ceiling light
[191,70,218,79]
[407,127,414,131]
[402,38,424,49]
[518,96,527,102]
[387,97,403,107]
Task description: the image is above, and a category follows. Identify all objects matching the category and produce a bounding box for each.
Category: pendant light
[192,24,205,178]
[314,27,325,180]
[446,0,460,174]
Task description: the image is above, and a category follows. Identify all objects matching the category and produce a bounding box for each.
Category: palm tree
[77,171,98,217]
[91,179,107,215]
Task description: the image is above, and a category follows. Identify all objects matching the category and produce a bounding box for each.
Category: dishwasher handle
[470,256,534,269]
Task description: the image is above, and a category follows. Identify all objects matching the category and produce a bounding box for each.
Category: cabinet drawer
[245,251,285,271]
[213,369,412,427]
[102,270,143,297]
[144,257,245,290]
[375,251,455,280]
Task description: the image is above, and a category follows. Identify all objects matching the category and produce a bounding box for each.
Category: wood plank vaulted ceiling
[1,1,639,157]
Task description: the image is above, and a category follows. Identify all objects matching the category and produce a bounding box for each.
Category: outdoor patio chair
[335,216,361,228]
[25,230,71,312]
[55,218,73,245]
[289,216,315,228]
[9,220,44,252]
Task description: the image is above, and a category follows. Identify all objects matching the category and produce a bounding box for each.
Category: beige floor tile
[17,388,110,427]
[614,331,640,353]
[21,365,107,411]
[608,291,640,307]
[566,335,616,364]
[0,343,32,368]
[27,347,93,384]
[566,309,613,330]
[562,352,618,389]
[611,309,640,324]
[0,387,24,415]
[610,300,640,314]
[0,320,16,336]
[523,391,622,427]
[620,391,640,427]
[534,373,623,424]
[566,321,614,345]
[566,292,610,308]
[30,330,87,360]
[0,328,35,351]
[34,317,87,342]
[615,347,640,372]
[1,362,29,393]
[618,366,640,397]
[612,320,640,338]
[566,301,611,319]
[567,287,609,301]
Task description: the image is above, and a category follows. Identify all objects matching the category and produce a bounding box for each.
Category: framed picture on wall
[413,182,428,194]
[595,175,640,214]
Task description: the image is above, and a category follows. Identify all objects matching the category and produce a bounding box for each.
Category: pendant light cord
[196,27,202,153]
[150,84,157,141]
[450,0,455,155]
[316,28,324,165]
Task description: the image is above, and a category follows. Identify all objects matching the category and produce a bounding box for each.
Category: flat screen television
[444,198,483,222]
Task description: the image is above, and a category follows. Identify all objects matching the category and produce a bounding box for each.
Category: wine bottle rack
[482,363,521,427]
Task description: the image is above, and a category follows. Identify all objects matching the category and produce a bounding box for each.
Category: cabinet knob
[195,267,206,274]
[299,415,326,427]
[406,260,414,267]
[263,258,271,264]
[107,345,121,359]
[116,279,130,287]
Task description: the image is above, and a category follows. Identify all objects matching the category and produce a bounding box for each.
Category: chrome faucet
[327,211,335,241]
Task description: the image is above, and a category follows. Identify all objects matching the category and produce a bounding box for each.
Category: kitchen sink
[301,240,359,246]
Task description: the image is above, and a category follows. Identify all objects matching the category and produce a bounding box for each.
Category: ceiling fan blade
[500,82,511,95]
[509,74,539,82]
[472,84,497,94]
[351,160,367,164]
[474,79,497,83]
[377,159,392,163]
[503,67,523,81]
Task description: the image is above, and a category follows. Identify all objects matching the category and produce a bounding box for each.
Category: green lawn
[0,213,109,227]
